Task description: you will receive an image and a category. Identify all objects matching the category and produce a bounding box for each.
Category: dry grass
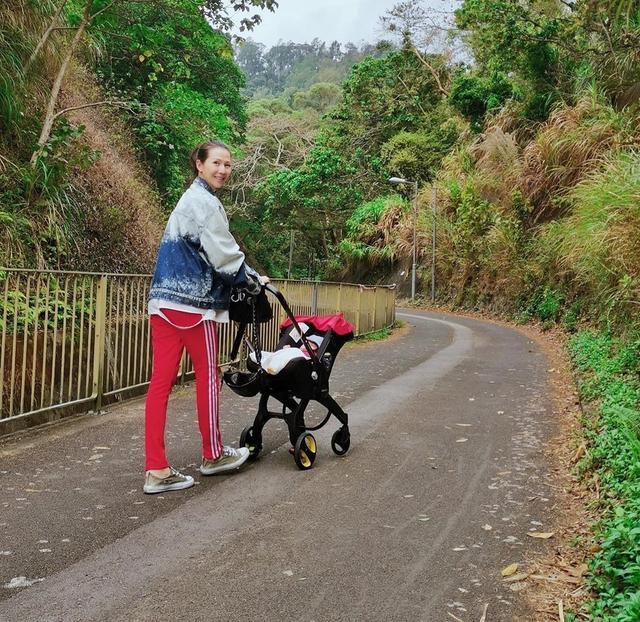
[469,126,522,209]
[378,198,413,261]
[521,95,629,223]
[58,62,165,272]
[432,91,638,312]
[537,149,640,324]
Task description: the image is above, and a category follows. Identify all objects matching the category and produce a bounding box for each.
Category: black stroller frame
[224,284,352,470]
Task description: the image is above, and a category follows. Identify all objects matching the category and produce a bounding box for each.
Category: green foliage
[330,50,443,154]
[449,69,519,128]
[0,23,27,135]
[569,330,640,620]
[91,0,248,209]
[1,0,263,267]
[455,0,640,119]
[340,195,407,264]
[451,183,495,238]
[235,38,384,97]
[354,324,391,342]
[525,286,564,323]
[253,145,362,278]
[537,150,640,329]
[381,118,461,183]
[455,0,574,119]
[0,275,96,334]
[292,82,342,114]
[346,195,399,235]
[137,83,234,204]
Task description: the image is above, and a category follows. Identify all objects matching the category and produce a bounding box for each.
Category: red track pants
[144,309,223,471]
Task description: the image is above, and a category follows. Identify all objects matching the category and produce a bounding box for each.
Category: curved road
[0,310,557,621]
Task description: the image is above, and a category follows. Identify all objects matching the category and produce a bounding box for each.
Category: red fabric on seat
[280,314,354,336]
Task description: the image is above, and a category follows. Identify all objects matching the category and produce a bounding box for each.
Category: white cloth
[249,348,308,375]
[148,298,229,323]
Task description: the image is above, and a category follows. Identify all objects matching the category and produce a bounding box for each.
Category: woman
[143,140,267,494]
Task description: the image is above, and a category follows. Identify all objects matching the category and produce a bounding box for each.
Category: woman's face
[197,147,232,190]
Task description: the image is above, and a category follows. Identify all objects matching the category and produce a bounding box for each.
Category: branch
[0,153,20,172]
[411,45,449,97]
[52,100,132,122]
[397,74,429,115]
[89,0,117,21]
[31,0,94,166]
[24,0,69,72]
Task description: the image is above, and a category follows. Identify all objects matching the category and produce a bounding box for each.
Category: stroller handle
[263,283,321,365]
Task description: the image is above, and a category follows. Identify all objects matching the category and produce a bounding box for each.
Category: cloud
[237,0,398,46]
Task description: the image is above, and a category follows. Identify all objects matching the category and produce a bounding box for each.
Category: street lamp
[389,176,418,300]
[287,229,295,279]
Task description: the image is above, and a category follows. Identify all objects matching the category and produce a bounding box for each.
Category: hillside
[0,0,275,272]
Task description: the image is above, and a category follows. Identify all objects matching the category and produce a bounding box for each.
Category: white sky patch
[235,0,458,46]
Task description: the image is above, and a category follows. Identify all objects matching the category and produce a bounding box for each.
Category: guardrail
[0,269,395,435]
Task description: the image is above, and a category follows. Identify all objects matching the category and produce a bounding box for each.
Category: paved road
[0,310,557,621]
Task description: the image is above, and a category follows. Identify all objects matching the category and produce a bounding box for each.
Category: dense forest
[1,1,640,617]
[235,37,385,97]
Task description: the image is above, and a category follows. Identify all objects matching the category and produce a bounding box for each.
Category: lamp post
[389,176,418,300]
[431,186,437,303]
[287,229,294,279]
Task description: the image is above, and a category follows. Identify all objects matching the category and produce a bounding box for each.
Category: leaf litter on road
[527,531,555,539]
[501,563,519,577]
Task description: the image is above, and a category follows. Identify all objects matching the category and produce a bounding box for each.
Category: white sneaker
[199,446,250,475]
[143,467,195,494]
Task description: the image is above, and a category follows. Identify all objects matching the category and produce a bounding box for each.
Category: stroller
[223,284,354,470]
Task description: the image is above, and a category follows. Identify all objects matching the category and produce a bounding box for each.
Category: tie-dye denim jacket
[149,177,260,310]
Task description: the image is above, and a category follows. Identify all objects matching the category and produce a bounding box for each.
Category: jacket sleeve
[197,197,261,293]
[234,263,262,295]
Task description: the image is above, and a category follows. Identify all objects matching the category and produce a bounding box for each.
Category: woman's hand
[258,275,270,285]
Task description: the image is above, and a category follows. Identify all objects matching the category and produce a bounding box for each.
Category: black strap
[229,297,263,366]
[230,322,247,360]
[251,298,262,365]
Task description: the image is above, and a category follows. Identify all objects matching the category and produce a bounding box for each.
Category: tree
[449,69,518,128]
[454,0,640,116]
[30,0,114,165]
[380,0,459,97]
[454,0,571,118]
[254,145,361,272]
[325,48,449,195]
[234,39,386,97]
[292,83,342,113]
[381,118,461,184]
[29,0,279,166]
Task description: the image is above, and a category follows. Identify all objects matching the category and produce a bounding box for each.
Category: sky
[235,0,451,47]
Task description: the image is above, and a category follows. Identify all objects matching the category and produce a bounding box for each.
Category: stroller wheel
[293,433,317,470]
[331,426,350,456]
[239,426,261,460]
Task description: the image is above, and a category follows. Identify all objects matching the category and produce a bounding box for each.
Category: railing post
[92,275,107,411]
[311,282,318,315]
[372,287,378,331]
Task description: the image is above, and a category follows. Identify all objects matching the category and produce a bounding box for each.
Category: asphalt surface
[0,309,558,621]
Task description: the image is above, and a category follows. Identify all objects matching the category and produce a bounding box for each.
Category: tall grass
[521,92,633,223]
[538,149,640,328]
[431,88,639,322]
[0,0,62,141]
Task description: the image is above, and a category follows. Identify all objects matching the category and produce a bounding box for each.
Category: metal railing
[0,269,395,435]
